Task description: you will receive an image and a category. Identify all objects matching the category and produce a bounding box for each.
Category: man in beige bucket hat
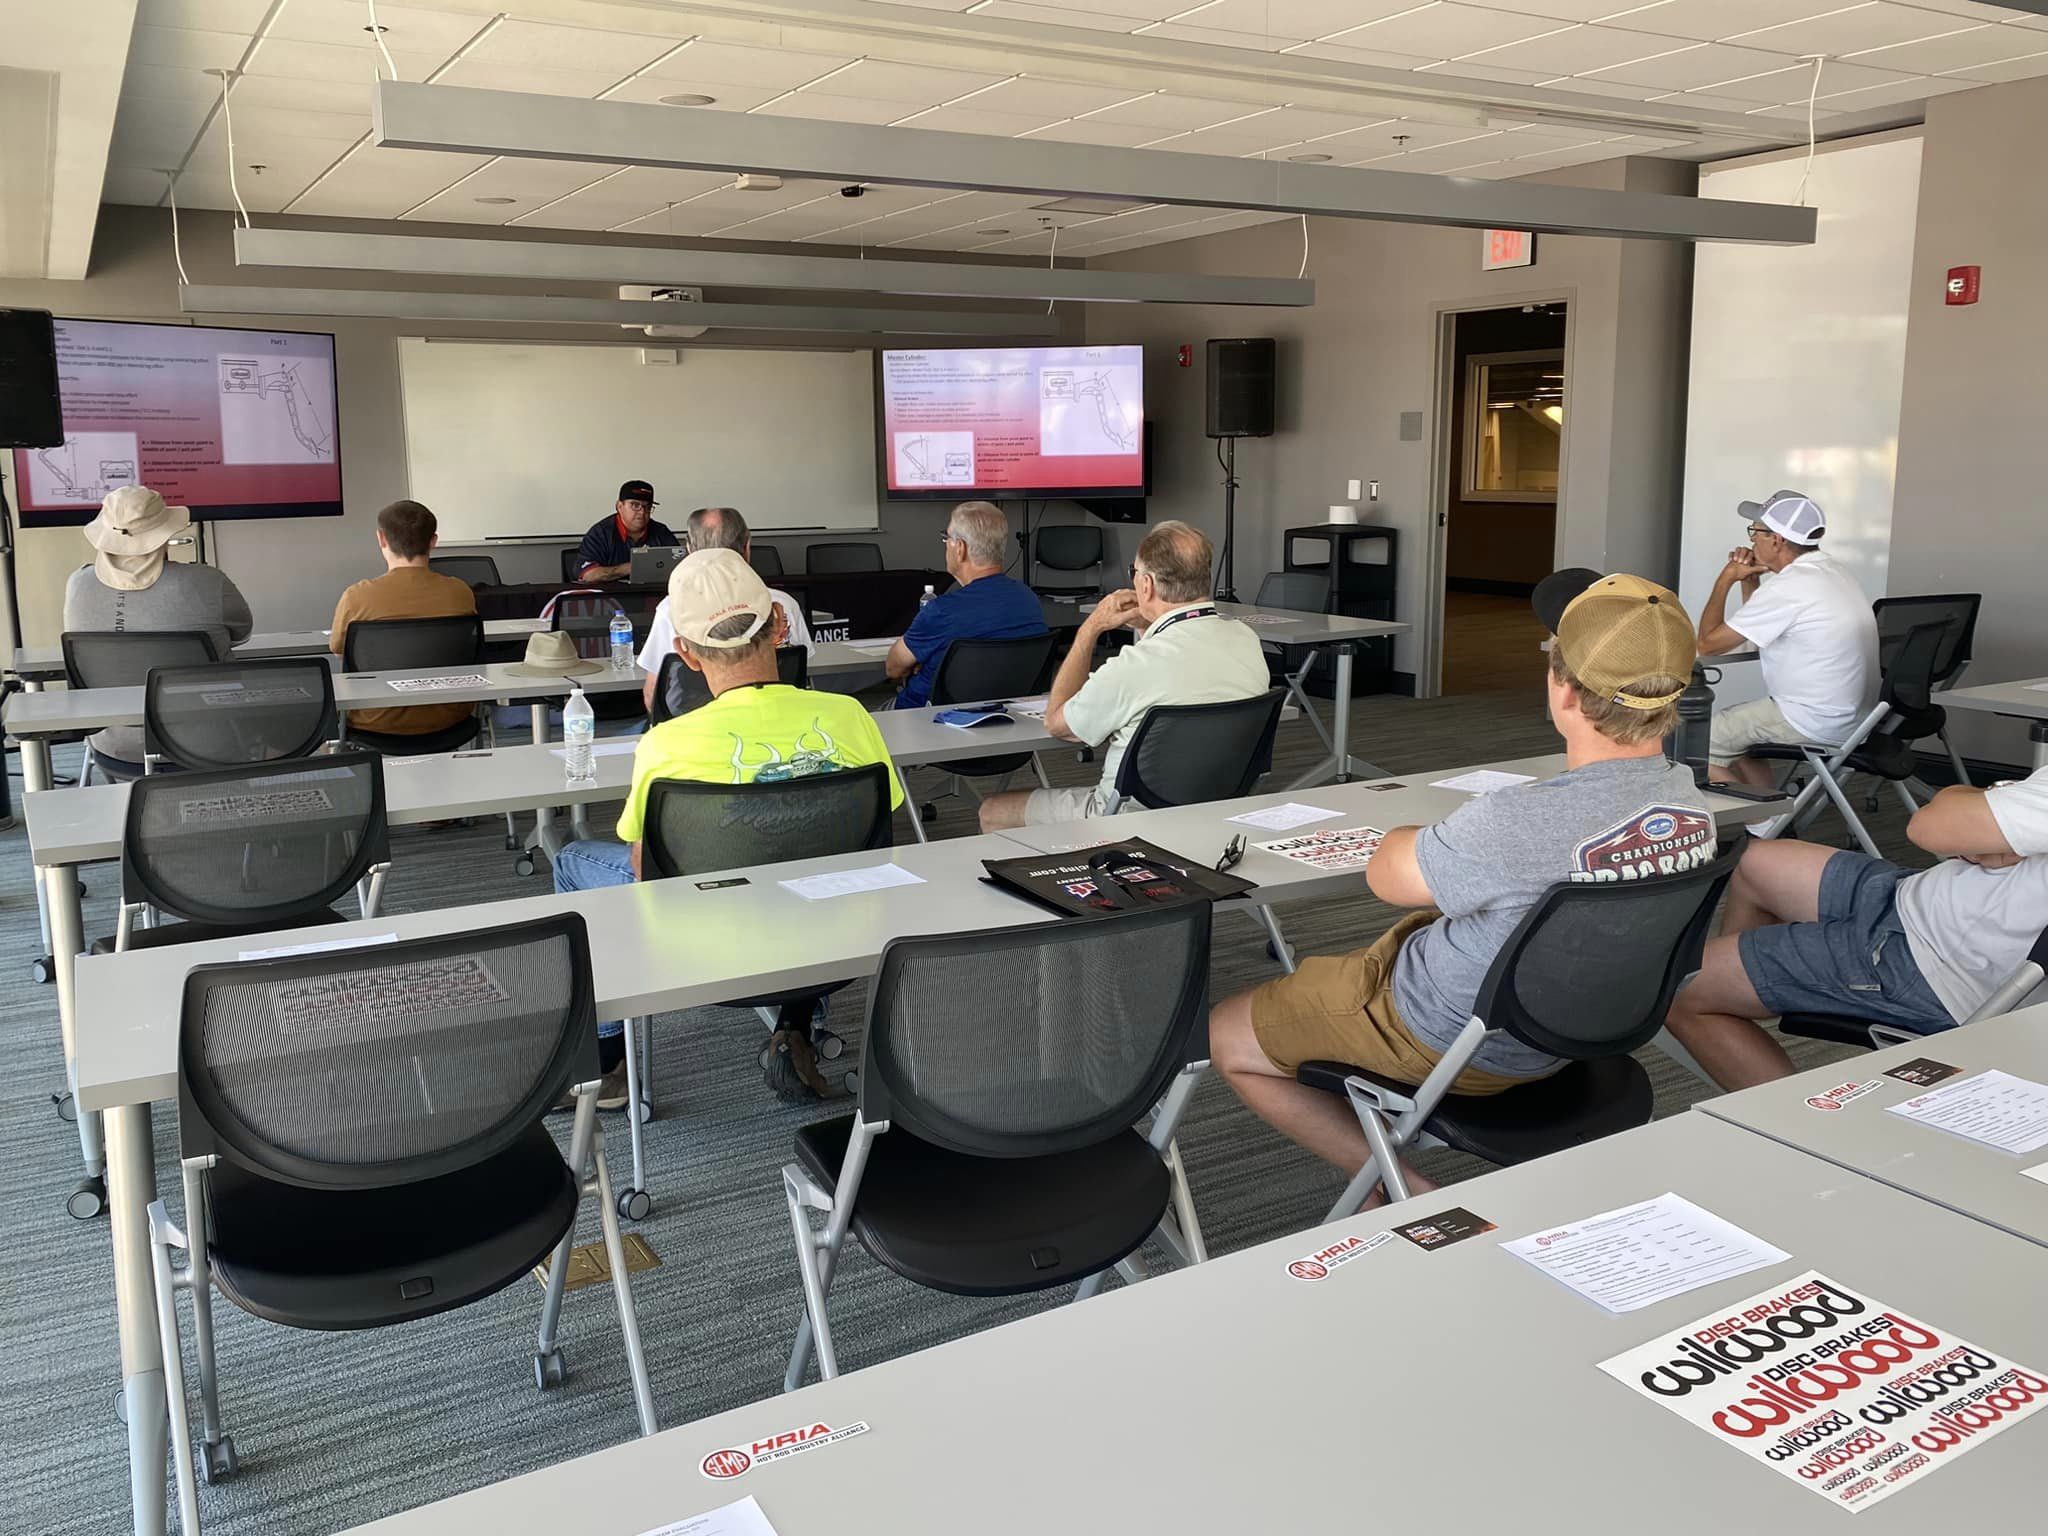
[62,487,253,772]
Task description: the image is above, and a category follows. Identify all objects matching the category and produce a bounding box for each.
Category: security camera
[840,184,866,198]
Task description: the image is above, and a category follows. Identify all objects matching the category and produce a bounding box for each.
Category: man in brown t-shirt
[330,500,478,735]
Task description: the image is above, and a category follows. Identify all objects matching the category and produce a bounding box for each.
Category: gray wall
[0,206,1075,647]
[1889,75,2048,764]
[1081,157,1695,687]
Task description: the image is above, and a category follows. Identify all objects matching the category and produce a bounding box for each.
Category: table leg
[527,702,555,854]
[107,1102,168,1536]
[48,864,107,1203]
[22,734,57,965]
[1329,645,1356,784]
[2032,722,2048,772]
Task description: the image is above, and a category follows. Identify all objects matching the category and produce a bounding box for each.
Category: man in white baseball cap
[1694,489,1878,787]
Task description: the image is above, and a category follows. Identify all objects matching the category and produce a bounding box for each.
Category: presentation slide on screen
[880,345,1144,496]
[9,318,343,523]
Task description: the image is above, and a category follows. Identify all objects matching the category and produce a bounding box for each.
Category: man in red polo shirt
[576,478,679,581]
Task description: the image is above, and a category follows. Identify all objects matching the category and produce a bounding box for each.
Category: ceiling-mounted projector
[620,284,708,338]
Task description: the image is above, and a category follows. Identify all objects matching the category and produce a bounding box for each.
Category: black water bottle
[1670,663,1716,787]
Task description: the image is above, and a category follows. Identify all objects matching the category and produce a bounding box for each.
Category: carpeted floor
[0,682,1914,1535]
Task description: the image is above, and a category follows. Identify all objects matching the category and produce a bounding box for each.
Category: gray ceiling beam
[178,285,1059,337]
[374,81,1816,247]
[231,226,1312,307]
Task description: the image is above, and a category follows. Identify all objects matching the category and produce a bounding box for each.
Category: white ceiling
[79,0,2048,262]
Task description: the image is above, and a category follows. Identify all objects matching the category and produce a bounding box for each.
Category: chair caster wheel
[844,1070,861,1098]
[31,955,53,984]
[53,1092,77,1123]
[514,854,537,877]
[534,1348,566,1390]
[617,1188,652,1221]
[68,1177,107,1220]
[198,1435,239,1484]
[814,1031,846,1061]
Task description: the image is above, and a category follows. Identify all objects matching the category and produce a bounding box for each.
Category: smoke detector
[620,284,708,340]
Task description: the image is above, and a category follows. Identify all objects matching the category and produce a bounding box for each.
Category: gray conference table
[1936,677,2048,768]
[1698,1005,2048,1250]
[5,620,550,687]
[341,1111,2048,1536]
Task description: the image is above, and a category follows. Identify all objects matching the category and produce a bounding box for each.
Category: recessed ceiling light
[660,93,717,107]
[474,196,517,205]
[1288,152,1333,163]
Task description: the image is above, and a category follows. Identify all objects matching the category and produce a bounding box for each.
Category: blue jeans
[554,839,633,1040]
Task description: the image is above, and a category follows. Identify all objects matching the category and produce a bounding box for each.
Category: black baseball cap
[618,480,657,506]
[1532,567,1601,634]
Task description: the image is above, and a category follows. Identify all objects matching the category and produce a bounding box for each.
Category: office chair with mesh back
[63,630,224,782]
[339,614,487,754]
[143,658,338,772]
[549,596,647,725]
[750,544,786,580]
[1298,846,1737,1220]
[428,554,501,588]
[1873,593,1981,786]
[649,647,809,727]
[146,915,656,1529]
[806,542,884,575]
[781,901,1213,1387]
[101,751,393,957]
[901,632,1061,842]
[1031,524,1106,597]
[559,547,584,584]
[1252,570,1335,752]
[1776,927,2048,1053]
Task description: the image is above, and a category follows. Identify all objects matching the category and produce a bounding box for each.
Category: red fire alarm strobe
[1945,265,1981,305]
[1177,344,1192,368]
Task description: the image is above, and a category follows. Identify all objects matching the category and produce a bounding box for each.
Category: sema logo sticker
[1805,1078,1884,1113]
[700,1420,870,1479]
[1285,1228,1395,1282]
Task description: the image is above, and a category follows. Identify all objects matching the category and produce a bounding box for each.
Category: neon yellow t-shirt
[615,683,904,844]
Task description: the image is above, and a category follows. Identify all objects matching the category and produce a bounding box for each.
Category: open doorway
[1437,302,1568,696]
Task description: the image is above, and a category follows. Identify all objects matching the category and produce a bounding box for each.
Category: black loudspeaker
[1205,337,1275,439]
[0,309,63,449]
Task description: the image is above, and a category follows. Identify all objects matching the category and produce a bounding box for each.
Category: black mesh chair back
[550,593,628,661]
[1033,525,1104,593]
[1255,571,1330,613]
[927,633,1061,778]
[859,902,1210,1158]
[649,648,810,727]
[641,762,892,880]
[806,542,883,575]
[176,915,595,1190]
[1476,845,1740,1061]
[1876,619,1948,719]
[1114,690,1287,810]
[340,614,483,672]
[428,555,500,588]
[122,751,391,927]
[1874,594,1978,686]
[144,658,338,769]
[64,629,222,691]
[750,544,785,580]
[559,547,584,584]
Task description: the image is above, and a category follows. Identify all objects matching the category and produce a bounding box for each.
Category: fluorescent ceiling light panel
[232,226,1312,307]
[179,285,1059,338]
[374,81,1814,245]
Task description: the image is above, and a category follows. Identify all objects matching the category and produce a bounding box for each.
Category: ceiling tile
[1740,100,1850,121]
[1308,116,1499,154]
[1326,4,1572,58]
[964,2,1156,33]
[600,76,789,112]
[103,167,175,206]
[2010,12,2048,32]
[433,60,625,98]
[287,145,491,217]
[179,124,349,210]
[1931,49,2048,82]
[894,104,1064,135]
[1606,0,1862,43]
[1897,0,2034,18]
[1815,72,1977,108]
[1135,22,1301,50]
[1474,0,1661,17]
[1846,23,2048,75]
[1729,3,1977,55]
[1711,57,1918,103]
[129,25,249,72]
[644,41,854,89]
[164,164,330,215]
[1166,0,1422,39]
[1282,40,1446,68]
[246,38,443,83]
[461,19,677,76]
[508,168,733,229]
[1643,89,1776,114]
[208,100,368,143]
[121,64,231,105]
[803,59,1011,105]
[1348,137,1513,171]
[264,1,482,56]
[604,200,764,236]
[1078,91,1275,129]
[138,0,270,31]
[1577,40,1795,90]
[989,0,1187,19]
[1017,118,1169,145]
[757,92,913,125]
[1522,73,1658,96]
[109,95,214,169]
[399,158,619,222]
[1412,58,1559,83]
[218,72,377,114]
[1462,22,1690,70]
[962,76,1152,116]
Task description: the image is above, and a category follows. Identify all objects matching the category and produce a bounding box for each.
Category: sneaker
[594,1064,632,1112]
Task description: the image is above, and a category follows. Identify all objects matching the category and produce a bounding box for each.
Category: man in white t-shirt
[1696,490,1879,787]
[638,506,811,710]
[977,519,1269,829]
[1665,773,2048,1089]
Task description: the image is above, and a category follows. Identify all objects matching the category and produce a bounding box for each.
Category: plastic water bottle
[920,584,936,611]
[608,611,635,672]
[563,684,596,786]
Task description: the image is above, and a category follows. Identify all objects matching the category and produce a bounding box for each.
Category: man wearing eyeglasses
[1694,490,1878,788]
[886,500,1046,709]
[575,478,679,583]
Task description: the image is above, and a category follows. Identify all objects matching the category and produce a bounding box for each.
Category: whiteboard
[1677,132,1920,707]
[397,340,879,541]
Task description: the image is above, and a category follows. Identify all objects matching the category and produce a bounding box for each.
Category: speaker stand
[1212,434,1239,603]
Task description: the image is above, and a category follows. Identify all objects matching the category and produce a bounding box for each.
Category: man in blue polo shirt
[887,500,1046,709]
[576,478,680,581]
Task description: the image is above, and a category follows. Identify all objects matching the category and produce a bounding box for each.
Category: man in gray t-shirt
[1209,570,1713,1189]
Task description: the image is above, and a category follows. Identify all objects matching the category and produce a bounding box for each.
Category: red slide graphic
[9,318,343,525]
[880,345,1143,498]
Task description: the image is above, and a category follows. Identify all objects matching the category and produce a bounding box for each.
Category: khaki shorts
[1250,912,1530,1097]
[1023,785,1108,824]
[1710,696,1822,767]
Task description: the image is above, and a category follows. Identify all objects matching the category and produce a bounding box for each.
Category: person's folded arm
[884,637,918,683]
[1364,825,1435,907]
[629,841,643,880]
[1909,785,2016,862]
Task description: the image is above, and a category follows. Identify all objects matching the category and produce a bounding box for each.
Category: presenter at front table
[575,478,679,582]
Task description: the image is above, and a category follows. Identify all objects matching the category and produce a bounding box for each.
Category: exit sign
[1483,229,1534,270]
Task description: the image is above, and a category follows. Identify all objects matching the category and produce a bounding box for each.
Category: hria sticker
[1286,1229,1395,1281]
[1804,1078,1883,1112]
[700,1420,870,1479]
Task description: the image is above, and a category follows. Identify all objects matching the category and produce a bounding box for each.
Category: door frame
[1416,287,1577,700]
